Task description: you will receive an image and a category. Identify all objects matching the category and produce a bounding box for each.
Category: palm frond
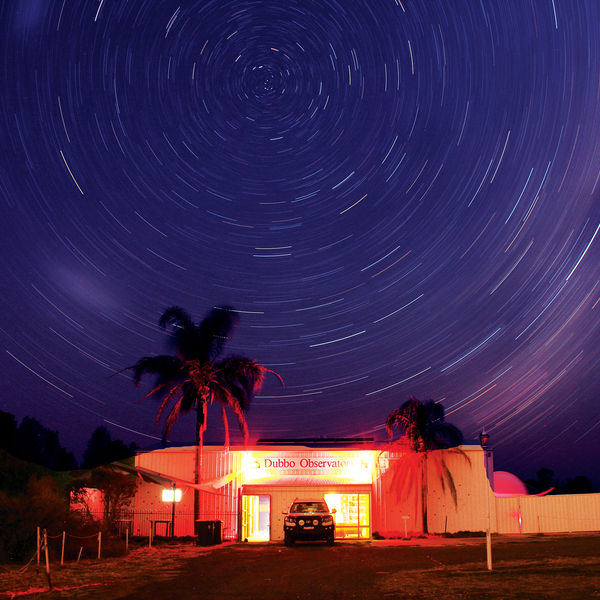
[163,395,183,441]
[221,405,230,447]
[212,384,250,442]
[155,383,183,427]
[440,456,458,506]
[196,306,239,360]
[385,408,403,440]
[159,306,205,360]
[130,355,183,387]
[179,379,199,413]
[216,357,269,406]
[159,306,195,331]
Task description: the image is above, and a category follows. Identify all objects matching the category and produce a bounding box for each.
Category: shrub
[0,475,101,563]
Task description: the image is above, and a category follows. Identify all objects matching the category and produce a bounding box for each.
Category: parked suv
[283,498,335,546]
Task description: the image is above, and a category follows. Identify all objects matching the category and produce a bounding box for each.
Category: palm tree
[129,305,281,520]
[385,397,466,534]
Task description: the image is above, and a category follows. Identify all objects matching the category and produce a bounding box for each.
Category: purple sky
[1,0,599,485]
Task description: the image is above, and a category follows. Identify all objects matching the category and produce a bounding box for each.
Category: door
[241,495,270,541]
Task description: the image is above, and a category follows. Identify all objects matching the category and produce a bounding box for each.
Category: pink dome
[493,471,528,496]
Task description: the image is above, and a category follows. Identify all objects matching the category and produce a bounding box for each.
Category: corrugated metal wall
[372,449,423,537]
[134,446,242,539]
[426,446,494,534]
[373,445,493,536]
[495,493,600,534]
[132,445,600,539]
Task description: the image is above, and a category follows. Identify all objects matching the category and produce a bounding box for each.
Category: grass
[1,534,599,599]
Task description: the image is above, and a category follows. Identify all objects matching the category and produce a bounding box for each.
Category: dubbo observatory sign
[241,450,375,484]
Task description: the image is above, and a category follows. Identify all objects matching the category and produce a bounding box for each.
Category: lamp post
[162,485,181,537]
[171,483,176,538]
[479,428,492,571]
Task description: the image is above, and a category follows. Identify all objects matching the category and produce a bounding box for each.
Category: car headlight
[322,516,333,526]
[313,519,319,526]
[284,517,296,526]
[298,519,305,526]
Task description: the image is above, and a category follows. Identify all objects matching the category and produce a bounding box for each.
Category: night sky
[2,0,599,485]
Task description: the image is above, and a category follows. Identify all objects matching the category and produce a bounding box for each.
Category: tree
[560,475,598,494]
[129,305,281,520]
[82,426,138,469]
[0,410,17,453]
[385,397,466,534]
[70,467,138,529]
[11,416,77,471]
[525,467,557,495]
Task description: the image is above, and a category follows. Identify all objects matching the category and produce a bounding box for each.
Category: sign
[241,450,374,484]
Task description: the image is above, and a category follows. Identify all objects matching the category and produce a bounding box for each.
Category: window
[324,493,370,539]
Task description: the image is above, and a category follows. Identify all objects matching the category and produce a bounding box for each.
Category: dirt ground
[1,534,599,599]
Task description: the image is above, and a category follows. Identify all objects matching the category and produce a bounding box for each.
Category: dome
[493,471,528,496]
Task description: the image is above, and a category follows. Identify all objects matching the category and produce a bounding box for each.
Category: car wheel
[327,534,334,546]
[284,534,294,546]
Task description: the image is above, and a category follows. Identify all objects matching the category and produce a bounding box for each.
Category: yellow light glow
[240,450,376,484]
[162,488,182,502]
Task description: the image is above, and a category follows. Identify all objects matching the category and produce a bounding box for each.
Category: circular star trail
[1,0,599,483]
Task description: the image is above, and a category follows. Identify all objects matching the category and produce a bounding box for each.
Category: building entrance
[241,495,270,541]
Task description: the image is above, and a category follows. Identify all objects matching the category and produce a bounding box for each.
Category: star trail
[1,0,599,483]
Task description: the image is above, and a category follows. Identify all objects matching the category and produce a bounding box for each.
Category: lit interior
[325,493,371,539]
[242,495,270,541]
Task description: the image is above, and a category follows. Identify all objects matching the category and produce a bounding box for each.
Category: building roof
[255,437,374,448]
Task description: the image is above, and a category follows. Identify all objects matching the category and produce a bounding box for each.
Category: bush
[0,475,102,563]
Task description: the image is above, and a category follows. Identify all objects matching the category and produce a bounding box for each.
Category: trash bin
[195,520,222,546]
[213,520,222,544]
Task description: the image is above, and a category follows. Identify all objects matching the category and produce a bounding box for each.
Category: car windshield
[291,502,327,513]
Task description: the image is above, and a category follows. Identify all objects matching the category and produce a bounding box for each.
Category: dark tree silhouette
[525,467,557,495]
[526,468,598,495]
[8,416,77,471]
[385,397,466,534]
[129,305,281,520]
[560,475,598,494]
[0,410,17,453]
[82,426,138,469]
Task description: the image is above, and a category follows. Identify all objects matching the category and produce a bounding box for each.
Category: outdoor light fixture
[479,428,490,450]
[162,488,182,502]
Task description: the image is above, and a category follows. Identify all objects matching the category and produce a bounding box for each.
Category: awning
[112,462,239,493]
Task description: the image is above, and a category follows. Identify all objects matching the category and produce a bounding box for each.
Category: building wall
[373,445,493,536]
[495,493,600,534]
[426,446,494,534]
[130,444,600,539]
[372,449,423,537]
[134,446,242,539]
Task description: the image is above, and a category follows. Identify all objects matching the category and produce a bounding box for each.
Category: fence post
[97,531,102,559]
[125,528,129,553]
[61,531,65,566]
[36,526,40,567]
[43,529,52,589]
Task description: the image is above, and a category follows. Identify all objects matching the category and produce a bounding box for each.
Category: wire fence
[82,509,238,540]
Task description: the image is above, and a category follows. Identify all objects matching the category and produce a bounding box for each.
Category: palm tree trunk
[194,402,207,526]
